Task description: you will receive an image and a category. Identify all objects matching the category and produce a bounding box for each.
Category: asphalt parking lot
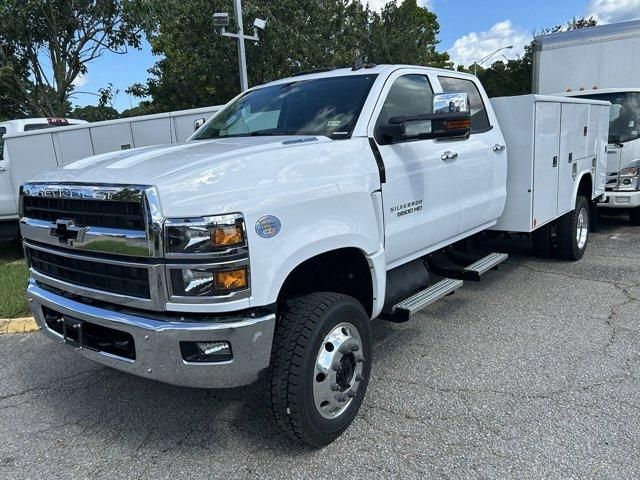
[1,213,638,479]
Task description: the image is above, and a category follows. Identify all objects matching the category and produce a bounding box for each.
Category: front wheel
[630,206,640,226]
[266,293,372,447]
[557,195,590,261]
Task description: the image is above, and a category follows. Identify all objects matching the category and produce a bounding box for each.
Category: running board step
[428,251,508,282]
[385,278,463,323]
[464,252,508,277]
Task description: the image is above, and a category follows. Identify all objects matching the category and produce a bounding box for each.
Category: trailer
[0,105,222,239]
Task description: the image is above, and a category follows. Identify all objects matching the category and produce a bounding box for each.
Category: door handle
[441,151,458,161]
[553,156,558,167]
[493,144,505,152]
[0,166,6,172]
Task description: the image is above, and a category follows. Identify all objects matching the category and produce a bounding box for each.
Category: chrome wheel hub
[576,207,588,250]
[313,322,365,419]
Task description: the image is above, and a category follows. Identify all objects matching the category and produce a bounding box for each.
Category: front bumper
[27,279,276,388]
[598,191,640,209]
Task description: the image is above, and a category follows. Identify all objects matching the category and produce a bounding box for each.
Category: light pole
[473,45,514,76]
[214,0,267,92]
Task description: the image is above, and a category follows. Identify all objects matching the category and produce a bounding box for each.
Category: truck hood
[29,136,379,218]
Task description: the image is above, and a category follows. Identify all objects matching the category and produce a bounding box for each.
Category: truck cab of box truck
[0,118,87,240]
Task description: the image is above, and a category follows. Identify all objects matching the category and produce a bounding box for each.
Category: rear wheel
[630,206,640,226]
[557,195,590,261]
[266,293,372,447]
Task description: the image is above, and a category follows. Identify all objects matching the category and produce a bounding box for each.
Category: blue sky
[72,0,640,112]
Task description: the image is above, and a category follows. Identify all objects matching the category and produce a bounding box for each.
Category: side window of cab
[437,76,491,133]
[375,75,434,143]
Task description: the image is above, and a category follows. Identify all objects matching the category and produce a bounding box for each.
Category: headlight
[165,214,245,255]
[619,166,640,191]
[170,266,248,297]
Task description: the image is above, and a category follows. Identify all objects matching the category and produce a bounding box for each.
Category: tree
[71,105,120,122]
[368,0,450,67]
[129,0,450,112]
[0,0,143,118]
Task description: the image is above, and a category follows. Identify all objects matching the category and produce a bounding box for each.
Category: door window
[438,76,491,133]
[376,75,434,142]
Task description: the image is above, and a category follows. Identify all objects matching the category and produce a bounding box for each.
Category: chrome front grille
[26,246,151,299]
[19,184,161,258]
[22,195,145,230]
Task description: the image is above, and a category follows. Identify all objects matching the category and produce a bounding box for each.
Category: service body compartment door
[532,102,561,228]
[558,103,578,215]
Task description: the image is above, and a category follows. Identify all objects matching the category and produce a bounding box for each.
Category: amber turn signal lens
[215,268,248,290]
[444,118,471,130]
[211,224,244,247]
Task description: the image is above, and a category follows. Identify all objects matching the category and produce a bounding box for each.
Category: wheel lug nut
[330,383,340,391]
[349,344,360,352]
[339,345,350,355]
[334,393,347,403]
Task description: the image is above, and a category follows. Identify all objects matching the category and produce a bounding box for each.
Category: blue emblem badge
[255,215,281,238]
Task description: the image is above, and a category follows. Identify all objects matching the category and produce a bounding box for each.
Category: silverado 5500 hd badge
[390,199,423,217]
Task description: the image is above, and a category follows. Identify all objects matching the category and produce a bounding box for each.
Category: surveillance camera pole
[220,0,259,92]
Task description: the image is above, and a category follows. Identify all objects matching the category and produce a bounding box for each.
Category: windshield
[193,74,378,140]
[579,92,640,144]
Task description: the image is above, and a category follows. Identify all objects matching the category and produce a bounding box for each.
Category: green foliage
[71,105,121,122]
[0,0,143,118]
[0,243,28,318]
[129,0,450,111]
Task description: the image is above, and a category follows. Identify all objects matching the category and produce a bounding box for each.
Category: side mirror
[380,123,406,139]
[433,91,470,115]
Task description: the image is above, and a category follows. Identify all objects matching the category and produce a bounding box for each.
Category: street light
[214,0,267,92]
[473,45,514,76]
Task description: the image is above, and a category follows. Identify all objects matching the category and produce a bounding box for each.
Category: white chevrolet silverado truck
[19,65,609,446]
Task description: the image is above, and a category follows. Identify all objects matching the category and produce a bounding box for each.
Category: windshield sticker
[327,120,341,128]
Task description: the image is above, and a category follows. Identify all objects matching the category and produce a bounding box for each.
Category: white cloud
[447,20,531,67]
[362,0,432,12]
[72,73,88,88]
[586,0,640,23]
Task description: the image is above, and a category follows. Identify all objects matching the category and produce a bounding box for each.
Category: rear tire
[630,207,640,226]
[557,196,590,261]
[266,293,372,447]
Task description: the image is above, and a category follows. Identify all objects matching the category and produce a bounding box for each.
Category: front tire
[557,195,590,261]
[266,293,372,447]
[630,206,640,226]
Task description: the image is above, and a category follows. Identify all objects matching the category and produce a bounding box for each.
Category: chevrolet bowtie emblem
[49,219,88,244]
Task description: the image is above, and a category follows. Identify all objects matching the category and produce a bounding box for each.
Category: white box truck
[533,20,640,224]
[18,65,608,446]
[0,106,221,240]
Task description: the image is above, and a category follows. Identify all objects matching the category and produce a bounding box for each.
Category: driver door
[0,125,17,219]
[370,72,461,266]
